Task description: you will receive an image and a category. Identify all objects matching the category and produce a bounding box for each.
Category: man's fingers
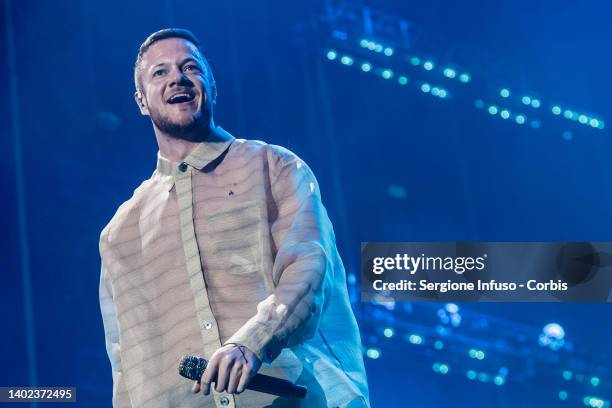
[227,363,242,394]
[236,363,252,394]
[215,355,233,392]
[202,355,221,395]
[192,381,200,393]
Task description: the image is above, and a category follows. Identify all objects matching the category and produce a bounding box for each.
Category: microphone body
[178,355,307,399]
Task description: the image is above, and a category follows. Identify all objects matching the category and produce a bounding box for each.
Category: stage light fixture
[443,68,456,78]
[340,55,354,65]
[459,73,471,83]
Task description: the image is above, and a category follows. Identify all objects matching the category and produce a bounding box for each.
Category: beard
[150,104,212,141]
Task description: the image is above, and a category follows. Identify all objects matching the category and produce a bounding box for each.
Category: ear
[134,90,149,115]
[211,82,218,105]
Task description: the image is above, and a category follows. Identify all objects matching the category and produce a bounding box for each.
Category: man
[99,28,369,408]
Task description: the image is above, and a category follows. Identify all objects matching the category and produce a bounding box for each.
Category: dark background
[2,0,611,406]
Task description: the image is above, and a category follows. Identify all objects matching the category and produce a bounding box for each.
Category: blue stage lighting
[543,323,565,339]
[383,328,394,338]
[439,364,449,374]
[563,370,573,380]
[559,391,568,401]
[398,76,408,85]
[530,120,541,128]
[384,47,394,56]
[500,109,511,119]
[552,106,562,115]
[562,131,573,141]
[434,340,444,350]
[443,68,456,78]
[423,60,434,71]
[340,55,354,65]
[589,118,599,128]
[431,87,440,96]
[445,303,458,313]
[474,99,485,109]
[515,114,526,124]
[408,334,423,345]
[522,96,532,105]
[478,373,490,382]
[500,88,510,98]
[359,39,369,48]
[579,114,588,124]
[531,99,541,108]
[591,377,600,387]
[488,105,498,115]
[367,42,376,51]
[326,50,337,60]
[459,73,471,83]
[421,83,431,93]
[564,110,573,119]
[374,44,383,52]
[361,62,372,72]
[467,370,477,380]
[494,376,505,386]
[366,348,381,359]
[438,89,448,98]
[410,56,421,66]
[598,121,605,129]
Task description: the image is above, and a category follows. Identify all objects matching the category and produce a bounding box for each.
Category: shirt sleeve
[99,262,132,407]
[224,153,335,363]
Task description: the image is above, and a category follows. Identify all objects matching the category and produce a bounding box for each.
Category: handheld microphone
[178,355,307,399]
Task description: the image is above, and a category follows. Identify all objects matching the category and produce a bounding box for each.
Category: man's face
[136,38,214,138]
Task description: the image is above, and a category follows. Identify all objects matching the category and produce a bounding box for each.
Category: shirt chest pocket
[206,200,262,275]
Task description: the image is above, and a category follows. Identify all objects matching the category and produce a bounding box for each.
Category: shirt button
[178,162,188,172]
[203,321,213,330]
[219,396,230,406]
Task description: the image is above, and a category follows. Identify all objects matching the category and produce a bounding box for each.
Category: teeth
[169,93,193,103]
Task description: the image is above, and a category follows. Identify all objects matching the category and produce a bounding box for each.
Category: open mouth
[166,91,196,104]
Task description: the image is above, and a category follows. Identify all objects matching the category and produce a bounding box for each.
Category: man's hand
[192,344,261,395]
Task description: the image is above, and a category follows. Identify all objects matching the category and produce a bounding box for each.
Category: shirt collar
[156,126,235,177]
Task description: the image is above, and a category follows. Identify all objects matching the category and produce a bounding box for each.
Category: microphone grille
[178,355,207,381]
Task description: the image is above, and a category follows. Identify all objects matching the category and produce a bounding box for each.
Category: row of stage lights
[325,37,606,135]
[326,49,450,101]
[358,39,472,84]
[362,306,609,405]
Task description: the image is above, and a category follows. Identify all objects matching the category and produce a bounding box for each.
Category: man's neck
[155,123,215,163]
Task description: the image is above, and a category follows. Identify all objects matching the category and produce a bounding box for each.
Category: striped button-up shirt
[99,126,370,407]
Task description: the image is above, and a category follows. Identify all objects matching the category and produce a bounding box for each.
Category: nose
[168,67,192,88]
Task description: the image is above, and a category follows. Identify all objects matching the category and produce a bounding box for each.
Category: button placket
[174,168,223,365]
